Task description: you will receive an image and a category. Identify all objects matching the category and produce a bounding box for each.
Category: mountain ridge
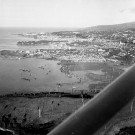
[80,21,135,32]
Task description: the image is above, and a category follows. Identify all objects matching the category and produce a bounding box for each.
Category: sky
[0,0,135,28]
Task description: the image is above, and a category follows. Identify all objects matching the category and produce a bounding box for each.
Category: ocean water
[0,57,79,95]
[0,27,88,95]
[0,27,70,50]
[0,27,108,95]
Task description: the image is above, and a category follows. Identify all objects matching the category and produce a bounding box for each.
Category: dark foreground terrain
[1,92,135,135]
[0,93,90,135]
[94,98,135,135]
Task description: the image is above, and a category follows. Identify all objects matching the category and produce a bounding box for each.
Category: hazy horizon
[0,20,135,29]
[0,0,135,28]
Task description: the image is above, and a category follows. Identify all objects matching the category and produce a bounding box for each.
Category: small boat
[21,78,30,82]
[19,69,31,72]
[38,66,45,70]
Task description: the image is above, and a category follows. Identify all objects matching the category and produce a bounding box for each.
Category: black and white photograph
[0,0,135,134]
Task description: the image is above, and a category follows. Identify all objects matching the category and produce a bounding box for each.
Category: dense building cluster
[15,29,135,65]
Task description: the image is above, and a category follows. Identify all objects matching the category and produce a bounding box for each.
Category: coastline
[0,27,135,135]
[0,93,90,135]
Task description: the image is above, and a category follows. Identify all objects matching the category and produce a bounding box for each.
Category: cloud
[120,7,135,13]
[119,9,127,13]
[130,8,135,13]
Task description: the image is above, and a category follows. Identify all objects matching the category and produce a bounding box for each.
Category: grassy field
[0,96,89,135]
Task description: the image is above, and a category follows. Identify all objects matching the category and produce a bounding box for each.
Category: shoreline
[0,91,94,99]
[0,29,135,134]
[0,49,107,63]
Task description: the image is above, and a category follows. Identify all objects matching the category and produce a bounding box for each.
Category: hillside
[81,21,135,32]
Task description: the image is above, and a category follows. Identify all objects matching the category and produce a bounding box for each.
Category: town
[2,28,135,65]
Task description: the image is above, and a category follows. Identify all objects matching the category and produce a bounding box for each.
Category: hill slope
[81,21,135,32]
